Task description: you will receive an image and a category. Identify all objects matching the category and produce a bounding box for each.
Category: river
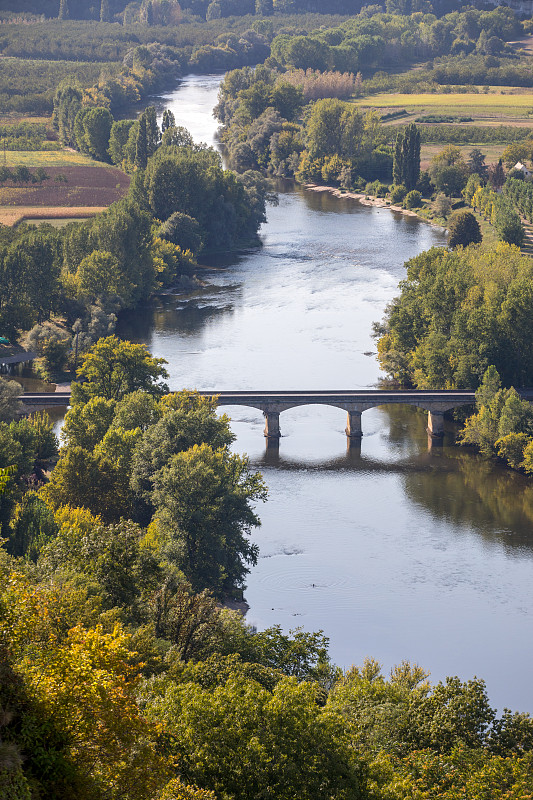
[119,74,533,712]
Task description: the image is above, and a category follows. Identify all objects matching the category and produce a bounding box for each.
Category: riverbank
[305,183,448,232]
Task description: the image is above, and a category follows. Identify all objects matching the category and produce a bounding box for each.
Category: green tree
[393,123,420,191]
[159,213,203,254]
[490,158,506,190]
[76,107,113,163]
[108,120,135,166]
[76,250,127,299]
[135,114,148,170]
[72,336,169,404]
[145,675,363,800]
[144,106,161,157]
[463,173,482,205]
[151,444,266,596]
[161,109,176,133]
[131,400,234,502]
[494,199,524,246]
[448,211,482,249]
[8,492,59,562]
[0,380,21,423]
[467,147,488,177]
[62,396,117,450]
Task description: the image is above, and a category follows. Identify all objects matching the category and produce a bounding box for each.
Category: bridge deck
[19,388,533,405]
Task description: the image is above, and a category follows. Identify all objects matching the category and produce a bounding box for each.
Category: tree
[7,491,58,562]
[159,212,203,254]
[62,396,117,450]
[72,336,169,404]
[161,109,176,133]
[131,400,235,503]
[494,200,524,247]
[108,120,135,166]
[404,189,421,209]
[144,107,161,157]
[149,579,223,661]
[448,211,482,249]
[0,573,169,799]
[58,0,69,19]
[100,0,111,21]
[463,173,482,205]
[0,380,21,423]
[151,444,266,596]
[76,107,113,163]
[135,114,148,170]
[434,192,452,218]
[489,158,506,190]
[393,123,420,191]
[77,250,127,299]
[467,147,488,177]
[144,675,362,800]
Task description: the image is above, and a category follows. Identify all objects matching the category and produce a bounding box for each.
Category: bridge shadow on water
[234,404,533,554]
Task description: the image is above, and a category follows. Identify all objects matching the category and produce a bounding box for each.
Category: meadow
[0,150,113,167]
[355,91,533,121]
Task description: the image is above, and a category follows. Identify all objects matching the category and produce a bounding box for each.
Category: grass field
[420,143,504,169]
[0,150,112,167]
[355,92,533,121]
[355,92,533,109]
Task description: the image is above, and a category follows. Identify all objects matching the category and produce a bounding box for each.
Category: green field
[420,143,505,168]
[1,150,111,167]
[354,92,533,119]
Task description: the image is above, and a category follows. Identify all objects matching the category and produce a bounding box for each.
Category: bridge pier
[345,410,363,438]
[263,411,281,439]
[427,410,445,437]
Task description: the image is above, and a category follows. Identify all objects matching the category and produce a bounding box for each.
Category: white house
[513,161,533,180]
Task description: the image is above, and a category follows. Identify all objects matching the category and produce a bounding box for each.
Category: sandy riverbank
[305,183,448,231]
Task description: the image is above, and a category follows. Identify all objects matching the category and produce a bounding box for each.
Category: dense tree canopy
[376,242,533,389]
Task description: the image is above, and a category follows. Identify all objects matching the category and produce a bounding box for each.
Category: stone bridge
[20,388,533,439]
[204,390,478,438]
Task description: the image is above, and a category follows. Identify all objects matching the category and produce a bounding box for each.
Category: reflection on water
[115,73,533,712]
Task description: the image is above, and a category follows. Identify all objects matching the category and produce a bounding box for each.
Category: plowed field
[0,166,130,208]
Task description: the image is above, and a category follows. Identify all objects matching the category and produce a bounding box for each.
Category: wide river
[119,74,533,711]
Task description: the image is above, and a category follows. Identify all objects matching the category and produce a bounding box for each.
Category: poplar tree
[135,114,148,169]
[161,109,176,133]
[100,0,111,22]
[144,106,161,157]
[393,123,420,190]
[58,0,69,19]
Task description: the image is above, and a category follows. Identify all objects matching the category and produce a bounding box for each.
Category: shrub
[389,184,407,204]
[448,210,482,248]
[404,190,422,209]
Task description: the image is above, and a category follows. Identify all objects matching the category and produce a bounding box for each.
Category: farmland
[0,206,105,227]
[354,91,533,122]
[0,164,130,225]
